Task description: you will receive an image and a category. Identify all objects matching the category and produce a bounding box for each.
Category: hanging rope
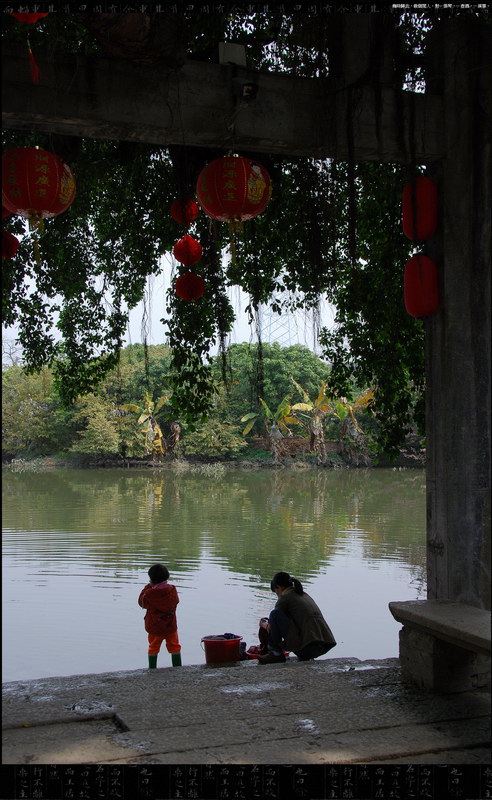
[346,87,358,270]
[141,278,151,395]
[253,301,264,403]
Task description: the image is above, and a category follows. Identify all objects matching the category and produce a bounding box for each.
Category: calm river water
[2,466,426,682]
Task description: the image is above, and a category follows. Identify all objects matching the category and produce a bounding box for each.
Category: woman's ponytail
[271,571,304,595]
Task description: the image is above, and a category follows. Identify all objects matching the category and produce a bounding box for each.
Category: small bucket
[201,634,242,664]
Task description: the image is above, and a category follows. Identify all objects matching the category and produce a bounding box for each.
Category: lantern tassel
[228,219,244,237]
[29,215,44,266]
[27,39,40,84]
[28,216,45,235]
[227,219,245,265]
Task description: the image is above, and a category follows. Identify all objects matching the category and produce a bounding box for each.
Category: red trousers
[148,630,181,656]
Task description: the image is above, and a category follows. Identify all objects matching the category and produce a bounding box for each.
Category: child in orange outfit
[138,564,182,668]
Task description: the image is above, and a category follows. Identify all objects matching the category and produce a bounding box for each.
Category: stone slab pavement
[2,657,490,765]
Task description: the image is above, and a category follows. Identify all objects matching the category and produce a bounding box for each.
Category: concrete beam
[1,47,443,162]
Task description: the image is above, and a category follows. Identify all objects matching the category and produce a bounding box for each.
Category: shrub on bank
[178,421,248,459]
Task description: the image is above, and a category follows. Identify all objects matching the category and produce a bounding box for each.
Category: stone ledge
[389,600,491,655]
[3,658,490,764]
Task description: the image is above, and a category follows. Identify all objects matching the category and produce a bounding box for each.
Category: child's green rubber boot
[148,654,157,669]
[171,652,182,667]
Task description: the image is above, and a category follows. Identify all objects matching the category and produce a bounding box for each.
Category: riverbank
[2,657,489,766]
[2,441,425,473]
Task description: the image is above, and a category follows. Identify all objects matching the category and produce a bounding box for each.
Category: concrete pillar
[392,18,491,693]
[425,18,491,612]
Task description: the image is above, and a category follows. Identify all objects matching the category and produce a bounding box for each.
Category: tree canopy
[3,9,485,454]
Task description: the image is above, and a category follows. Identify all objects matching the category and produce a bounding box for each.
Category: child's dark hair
[148,563,169,584]
[270,571,303,595]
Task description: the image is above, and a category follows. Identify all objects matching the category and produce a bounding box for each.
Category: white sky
[127,253,336,355]
[2,243,336,364]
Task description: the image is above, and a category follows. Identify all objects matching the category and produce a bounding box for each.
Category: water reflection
[2,467,426,681]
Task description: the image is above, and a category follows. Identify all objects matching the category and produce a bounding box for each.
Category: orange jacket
[138,581,179,636]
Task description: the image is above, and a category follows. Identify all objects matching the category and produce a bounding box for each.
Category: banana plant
[119,391,170,456]
[328,387,375,466]
[240,394,300,437]
[290,378,374,434]
[289,378,332,462]
[241,392,300,441]
[290,378,331,422]
[241,394,302,464]
[331,387,375,433]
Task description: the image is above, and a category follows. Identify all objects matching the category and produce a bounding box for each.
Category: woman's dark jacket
[275,586,336,653]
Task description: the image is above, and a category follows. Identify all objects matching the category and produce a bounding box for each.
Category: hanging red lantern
[404,254,439,318]
[173,234,202,267]
[196,155,272,223]
[170,198,200,226]
[10,13,49,23]
[175,272,206,302]
[2,148,76,227]
[2,207,11,219]
[2,230,20,259]
[402,176,438,240]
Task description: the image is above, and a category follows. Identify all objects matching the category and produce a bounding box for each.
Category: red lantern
[2,207,11,219]
[2,148,76,224]
[10,13,49,23]
[402,176,438,240]
[170,198,200,226]
[175,272,206,302]
[2,230,20,259]
[404,255,439,318]
[173,235,202,267]
[196,155,272,222]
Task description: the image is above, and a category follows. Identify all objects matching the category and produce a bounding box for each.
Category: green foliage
[70,394,121,456]
[2,341,422,462]
[120,391,170,456]
[3,137,180,406]
[214,343,330,424]
[241,394,301,438]
[319,163,424,454]
[179,421,247,458]
[165,220,235,420]
[111,411,148,459]
[2,12,456,453]
[103,344,172,405]
[2,366,75,457]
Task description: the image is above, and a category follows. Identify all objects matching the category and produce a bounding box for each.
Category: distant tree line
[2,341,413,464]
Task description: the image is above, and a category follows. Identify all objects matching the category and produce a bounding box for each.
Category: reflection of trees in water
[3,468,425,584]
